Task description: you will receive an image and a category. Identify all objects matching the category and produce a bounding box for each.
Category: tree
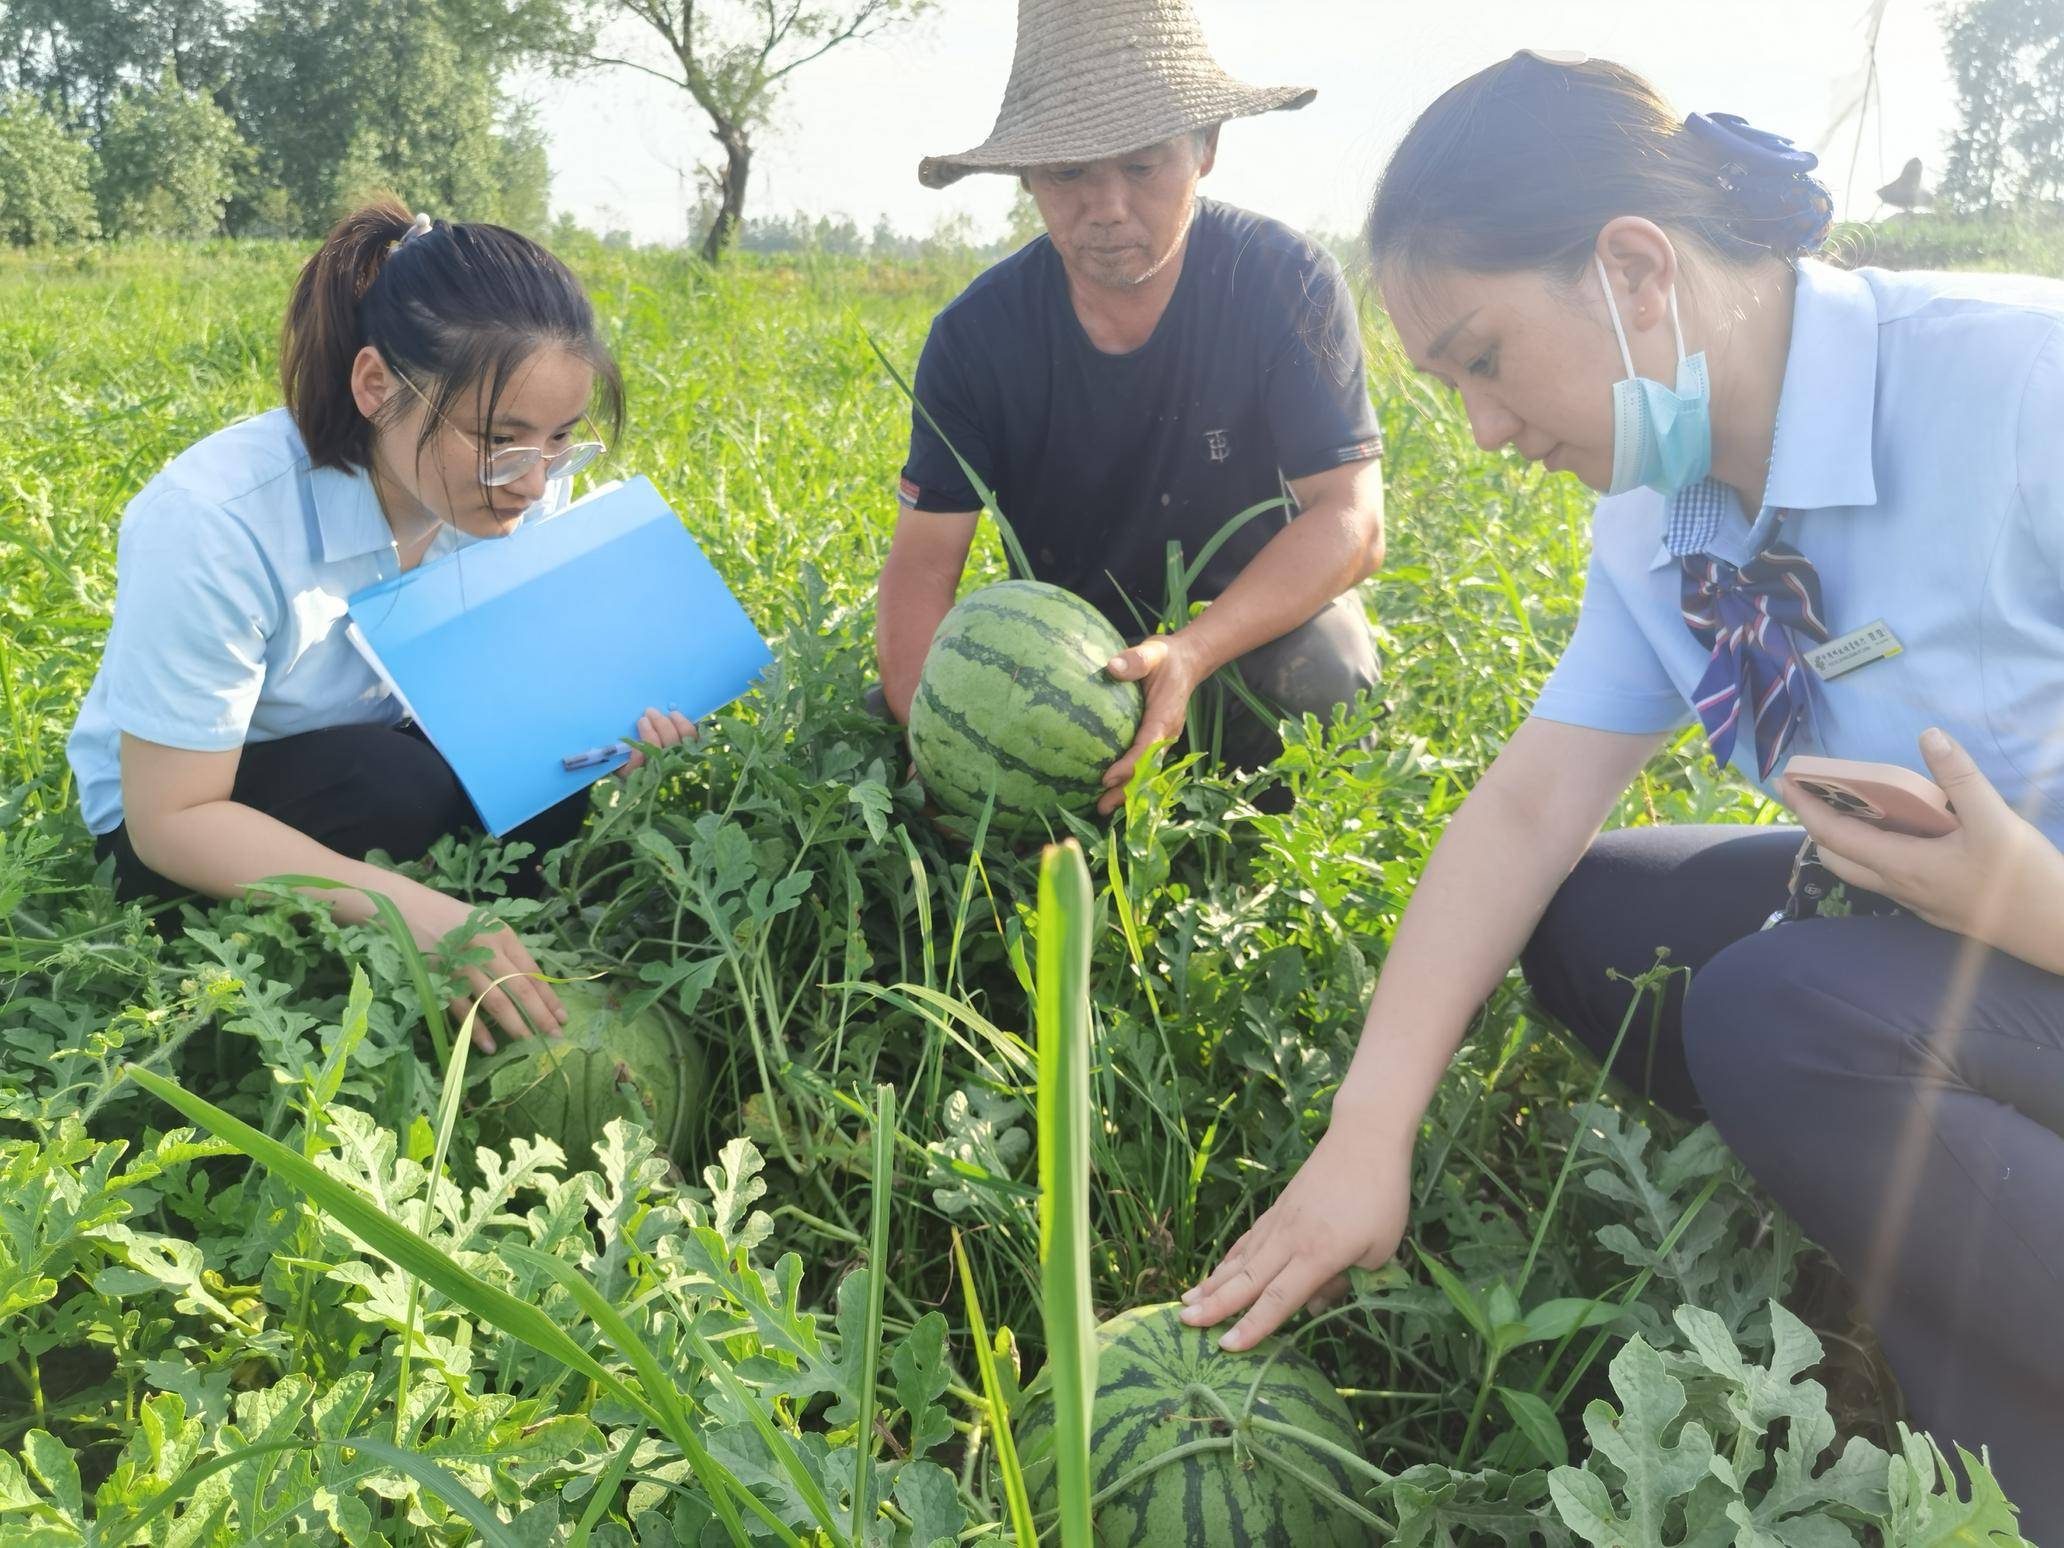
[94,68,249,237]
[232,0,552,233]
[1940,0,2064,213]
[0,92,98,243]
[560,0,932,261]
[0,0,231,125]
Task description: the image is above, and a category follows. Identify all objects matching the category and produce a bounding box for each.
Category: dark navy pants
[1522,824,2064,1538]
[95,720,590,907]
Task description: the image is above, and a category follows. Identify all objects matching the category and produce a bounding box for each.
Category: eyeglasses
[391,367,606,488]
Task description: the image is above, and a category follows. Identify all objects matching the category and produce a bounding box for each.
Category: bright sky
[523,1,1955,248]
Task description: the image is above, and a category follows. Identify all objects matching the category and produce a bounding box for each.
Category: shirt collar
[312,462,396,563]
[1648,259,1881,569]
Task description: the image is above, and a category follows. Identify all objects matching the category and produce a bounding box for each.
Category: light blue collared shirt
[68,409,566,836]
[1532,258,2064,844]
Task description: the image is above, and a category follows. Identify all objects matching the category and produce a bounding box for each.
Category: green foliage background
[0,243,2040,1542]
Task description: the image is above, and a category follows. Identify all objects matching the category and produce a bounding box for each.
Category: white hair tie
[395,212,433,250]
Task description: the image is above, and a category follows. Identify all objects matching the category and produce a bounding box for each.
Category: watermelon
[906,580,1144,833]
[1017,1302,1370,1545]
[469,978,705,1168]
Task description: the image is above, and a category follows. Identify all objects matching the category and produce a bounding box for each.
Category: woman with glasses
[66,199,692,1052]
[1180,53,2064,1526]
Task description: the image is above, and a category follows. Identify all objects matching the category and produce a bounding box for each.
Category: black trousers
[1522,825,2064,1537]
[1187,589,1382,770]
[869,589,1383,769]
[95,720,591,907]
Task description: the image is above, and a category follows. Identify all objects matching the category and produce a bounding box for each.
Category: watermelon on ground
[469,977,705,1168]
[906,579,1144,833]
[1017,1301,1371,1545]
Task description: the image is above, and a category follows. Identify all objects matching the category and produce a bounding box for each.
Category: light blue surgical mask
[1596,255,1712,497]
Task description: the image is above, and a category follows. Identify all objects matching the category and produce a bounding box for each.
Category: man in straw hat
[873,0,1387,812]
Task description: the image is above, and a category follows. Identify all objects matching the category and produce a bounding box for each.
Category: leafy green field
[0,241,2032,1543]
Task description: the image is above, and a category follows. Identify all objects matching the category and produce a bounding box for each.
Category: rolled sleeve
[98,487,282,751]
[1531,546,1691,734]
[899,318,995,514]
[1262,248,1385,480]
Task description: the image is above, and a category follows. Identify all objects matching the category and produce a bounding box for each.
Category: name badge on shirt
[1803,618,1903,681]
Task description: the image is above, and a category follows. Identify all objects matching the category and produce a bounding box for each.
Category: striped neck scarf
[1670,478,1830,779]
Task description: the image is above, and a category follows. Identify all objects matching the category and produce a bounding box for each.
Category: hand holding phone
[1779,754,1959,838]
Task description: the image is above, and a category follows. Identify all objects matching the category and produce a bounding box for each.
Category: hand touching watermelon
[1098,633,1206,815]
[1182,1122,1412,1350]
[906,580,1144,833]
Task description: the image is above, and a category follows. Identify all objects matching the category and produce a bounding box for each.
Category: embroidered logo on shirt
[1203,429,1231,463]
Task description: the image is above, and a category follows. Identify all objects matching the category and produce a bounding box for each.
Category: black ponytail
[280,194,625,474]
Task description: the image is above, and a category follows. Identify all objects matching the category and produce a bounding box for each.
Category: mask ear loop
[1595,254,1691,375]
[1595,254,1639,379]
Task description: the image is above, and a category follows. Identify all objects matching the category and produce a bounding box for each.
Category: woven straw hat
[918,0,1315,190]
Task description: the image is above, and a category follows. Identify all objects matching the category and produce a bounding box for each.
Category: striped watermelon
[1017,1302,1370,1545]
[469,978,705,1168]
[907,580,1143,832]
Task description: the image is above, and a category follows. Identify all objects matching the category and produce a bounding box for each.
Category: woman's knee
[1521,831,1710,1114]
[1520,829,1664,1029]
[1679,928,1842,1154]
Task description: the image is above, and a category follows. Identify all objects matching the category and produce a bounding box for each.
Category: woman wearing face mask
[67,199,696,1053]
[1182,52,2064,1523]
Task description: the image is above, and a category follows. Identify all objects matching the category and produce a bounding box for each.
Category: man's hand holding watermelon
[1096,634,1203,814]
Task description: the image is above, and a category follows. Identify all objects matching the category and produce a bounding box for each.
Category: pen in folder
[561,742,631,771]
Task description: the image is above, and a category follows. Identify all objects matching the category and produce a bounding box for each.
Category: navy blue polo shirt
[898,199,1384,635]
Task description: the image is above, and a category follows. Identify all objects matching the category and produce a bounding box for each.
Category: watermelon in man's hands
[906,580,1144,833]
[1017,1302,1371,1545]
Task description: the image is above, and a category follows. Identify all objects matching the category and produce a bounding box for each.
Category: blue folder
[345,475,773,837]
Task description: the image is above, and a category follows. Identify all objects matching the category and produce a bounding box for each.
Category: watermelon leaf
[1381,1463,1572,1547]
[1886,1427,2032,1546]
[1548,1336,1716,1546]
[894,1458,965,1548]
[889,1313,956,1462]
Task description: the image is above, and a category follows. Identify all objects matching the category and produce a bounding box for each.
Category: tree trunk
[700,123,752,262]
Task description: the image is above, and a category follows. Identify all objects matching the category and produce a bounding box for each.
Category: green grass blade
[107,1434,534,1547]
[680,1320,850,1547]
[953,1228,1037,1548]
[851,1082,895,1537]
[393,980,502,1445]
[499,1242,780,1548]
[569,1432,641,1547]
[1177,496,1291,594]
[1035,841,1097,1548]
[120,1064,655,1424]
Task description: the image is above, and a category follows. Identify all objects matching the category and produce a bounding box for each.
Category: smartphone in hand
[1780,754,1959,838]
